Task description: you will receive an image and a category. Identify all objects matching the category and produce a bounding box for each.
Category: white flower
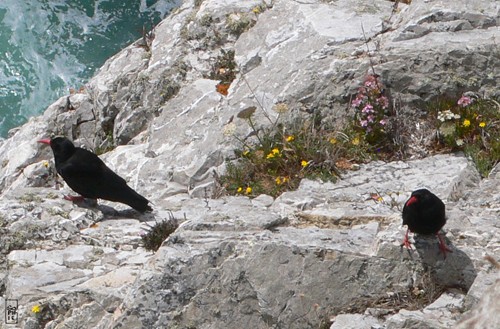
[223,122,236,136]
[438,110,460,122]
[272,103,289,114]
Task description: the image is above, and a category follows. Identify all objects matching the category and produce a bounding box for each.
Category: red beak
[405,196,418,206]
[37,139,51,145]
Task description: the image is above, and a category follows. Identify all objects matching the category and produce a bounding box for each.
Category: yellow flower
[252,6,261,14]
[32,305,41,313]
[283,176,289,183]
[237,187,243,193]
[351,137,360,146]
[245,187,252,194]
[462,119,471,127]
[301,160,308,168]
[267,148,280,159]
[479,122,486,128]
[286,135,295,142]
[242,150,250,156]
[329,138,337,145]
[42,160,49,168]
[275,177,282,185]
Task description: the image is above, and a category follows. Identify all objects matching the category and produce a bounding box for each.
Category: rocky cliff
[0,0,499,328]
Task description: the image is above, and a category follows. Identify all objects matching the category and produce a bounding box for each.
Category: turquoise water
[0,0,178,138]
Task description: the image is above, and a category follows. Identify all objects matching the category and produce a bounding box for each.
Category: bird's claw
[401,229,413,250]
[401,239,413,250]
[437,233,452,259]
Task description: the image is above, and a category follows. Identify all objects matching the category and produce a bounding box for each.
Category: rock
[456,274,500,329]
[330,313,381,329]
[0,0,499,328]
[385,290,465,329]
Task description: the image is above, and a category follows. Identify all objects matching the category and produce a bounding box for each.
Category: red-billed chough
[402,188,451,257]
[38,136,152,213]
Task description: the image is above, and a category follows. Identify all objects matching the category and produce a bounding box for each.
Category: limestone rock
[0,0,499,328]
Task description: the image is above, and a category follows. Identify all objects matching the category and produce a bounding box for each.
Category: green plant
[329,74,408,165]
[333,128,371,164]
[31,303,55,328]
[207,49,238,96]
[219,104,340,198]
[219,69,499,200]
[250,1,272,16]
[350,74,391,148]
[434,95,500,176]
[215,49,235,80]
[94,132,115,156]
[226,12,255,37]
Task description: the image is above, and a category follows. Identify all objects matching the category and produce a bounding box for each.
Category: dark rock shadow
[98,205,156,222]
[70,198,155,222]
[413,233,477,292]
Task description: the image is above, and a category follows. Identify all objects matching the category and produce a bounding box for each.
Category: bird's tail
[108,186,152,213]
[127,197,153,213]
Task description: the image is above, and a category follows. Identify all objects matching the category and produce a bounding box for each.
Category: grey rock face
[108,154,488,329]
[0,0,499,328]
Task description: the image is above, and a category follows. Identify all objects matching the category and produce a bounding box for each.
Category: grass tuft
[141,212,179,252]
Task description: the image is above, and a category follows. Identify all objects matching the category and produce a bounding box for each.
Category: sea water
[0,0,178,138]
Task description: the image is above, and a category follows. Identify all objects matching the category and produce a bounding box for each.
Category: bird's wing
[89,164,151,211]
[57,148,150,211]
[57,148,126,197]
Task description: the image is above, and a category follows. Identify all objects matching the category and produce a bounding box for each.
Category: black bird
[38,136,152,212]
[402,189,451,257]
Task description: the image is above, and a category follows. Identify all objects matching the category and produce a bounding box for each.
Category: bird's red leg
[436,232,452,258]
[401,229,413,249]
[64,195,85,202]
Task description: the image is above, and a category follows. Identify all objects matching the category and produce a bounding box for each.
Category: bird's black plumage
[403,189,446,235]
[401,188,451,257]
[39,137,152,212]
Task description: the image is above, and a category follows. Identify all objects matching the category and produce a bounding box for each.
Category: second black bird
[401,188,451,257]
[38,136,152,212]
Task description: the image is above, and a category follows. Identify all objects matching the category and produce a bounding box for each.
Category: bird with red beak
[38,136,152,212]
[402,188,452,258]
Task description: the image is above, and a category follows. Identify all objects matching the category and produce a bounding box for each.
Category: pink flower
[359,119,368,127]
[379,118,387,126]
[365,80,375,88]
[377,96,389,109]
[457,95,473,107]
[367,115,375,123]
[352,97,363,108]
[364,75,377,89]
[364,75,383,93]
[362,104,374,114]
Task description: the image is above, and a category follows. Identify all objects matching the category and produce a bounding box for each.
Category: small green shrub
[219,104,340,198]
[433,95,500,176]
[351,74,391,147]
